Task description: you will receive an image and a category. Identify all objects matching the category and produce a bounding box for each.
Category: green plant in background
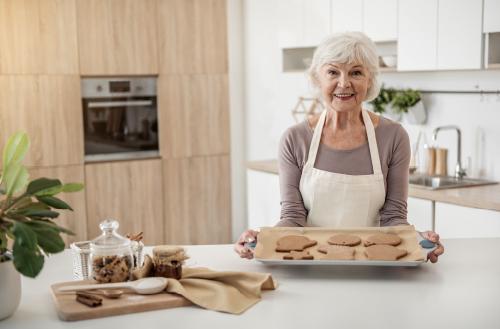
[369,85,396,113]
[392,88,421,114]
[0,132,83,278]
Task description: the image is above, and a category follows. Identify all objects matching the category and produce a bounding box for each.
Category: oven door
[83,98,159,162]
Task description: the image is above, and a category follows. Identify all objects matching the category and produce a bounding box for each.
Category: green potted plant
[0,132,83,320]
[392,88,427,124]
[369,85,400,120]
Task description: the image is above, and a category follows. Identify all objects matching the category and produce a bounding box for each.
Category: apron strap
[304,110,327,171]
[361,109,383,175]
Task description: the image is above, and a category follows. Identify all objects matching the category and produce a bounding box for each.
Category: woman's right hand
[234,229,259,259]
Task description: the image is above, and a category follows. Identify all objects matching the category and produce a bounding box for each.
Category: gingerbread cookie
[283,250,314,260]
[317,245,355,260]
[365,245,407,261]
[327,234,361,246]
[364,233,402,246]
[275,235,317,252]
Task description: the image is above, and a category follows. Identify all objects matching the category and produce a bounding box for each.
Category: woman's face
[316,62,372,113]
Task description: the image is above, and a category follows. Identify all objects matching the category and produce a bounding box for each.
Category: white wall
[243,0,500,181]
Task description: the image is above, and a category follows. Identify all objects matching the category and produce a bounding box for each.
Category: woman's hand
[234,229,259,259]
[421,231,444,263]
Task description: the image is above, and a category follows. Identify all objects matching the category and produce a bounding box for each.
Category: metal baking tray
[254,233,436,267]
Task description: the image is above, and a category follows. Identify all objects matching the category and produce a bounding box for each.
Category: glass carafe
[90,219,133,283]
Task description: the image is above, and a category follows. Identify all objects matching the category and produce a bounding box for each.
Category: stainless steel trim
[87,100,153,108]
[84,150,160,163]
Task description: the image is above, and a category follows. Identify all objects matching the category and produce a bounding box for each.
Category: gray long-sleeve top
[277,114,411,227]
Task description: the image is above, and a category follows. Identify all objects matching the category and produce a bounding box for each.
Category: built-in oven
[81,77,159,162]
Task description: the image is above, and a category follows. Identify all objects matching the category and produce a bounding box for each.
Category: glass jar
[90,219,133,283]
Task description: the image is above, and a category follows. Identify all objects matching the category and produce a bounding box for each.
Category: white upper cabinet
[437,0,483,70]
[398,0,438,70]
[330,0,363,34]
[363,0,398,42]
[303,0,331,45]
[483,0,500,32]
[277,0,330,47]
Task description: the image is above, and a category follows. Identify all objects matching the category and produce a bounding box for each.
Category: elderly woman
[235,32,444,262]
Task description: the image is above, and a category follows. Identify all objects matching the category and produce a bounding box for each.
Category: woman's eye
[327,70,338,76]
[351,70,363,76]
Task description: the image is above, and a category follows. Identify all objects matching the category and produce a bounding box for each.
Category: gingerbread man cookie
[364,233,402,247]
[283,250,314,260]
[365,245,407,261]
[327,234,362,246]
[275,235,317,252]
[317,245,355,260]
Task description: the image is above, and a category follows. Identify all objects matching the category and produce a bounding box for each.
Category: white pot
[0,257,22,320]
[383,104,402,122]
[405,100,427,125]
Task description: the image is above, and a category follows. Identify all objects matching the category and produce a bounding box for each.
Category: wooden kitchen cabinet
[39,0,79,74]
[158,74,230,158]
[0,0,79,74]
[398,0,438,71]
[330,0,363,34]
[0,75,84,167]
[163,155,232,245]
[0,0,40,74]
[158,0,228,74]
[77,0,158,75]
[28,165,87,245]
[484,0,500,32]
[437,0,483,70]
[85,159,165,245]
[363,0,398,42]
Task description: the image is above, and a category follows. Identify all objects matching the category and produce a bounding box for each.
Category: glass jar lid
[90,219,130,252]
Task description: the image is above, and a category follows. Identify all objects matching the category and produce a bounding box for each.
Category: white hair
[307,31,380,101]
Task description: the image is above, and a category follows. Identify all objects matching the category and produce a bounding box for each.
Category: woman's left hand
[421,231,444,263]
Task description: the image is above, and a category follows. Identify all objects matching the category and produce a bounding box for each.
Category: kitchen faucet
[432,125,467,178]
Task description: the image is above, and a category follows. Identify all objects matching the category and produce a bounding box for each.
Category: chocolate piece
[76,292,103,307]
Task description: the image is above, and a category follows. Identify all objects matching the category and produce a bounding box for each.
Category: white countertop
[1,240,500,329]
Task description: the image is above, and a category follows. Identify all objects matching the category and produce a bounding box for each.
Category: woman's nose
[338,75,351,87]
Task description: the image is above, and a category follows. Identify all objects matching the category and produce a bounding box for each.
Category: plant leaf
[25,222,65,254]
[12,221,37,250]
[12,242,44,278]
[2,132,29,174]
[36,195,73,210]
[26,219,74,235]
[61,183,84,193]
[26,178,62,195]
[4,164,29,196]
[21,209,60,218]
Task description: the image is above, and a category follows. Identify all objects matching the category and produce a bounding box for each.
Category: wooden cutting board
[51,280,192,321]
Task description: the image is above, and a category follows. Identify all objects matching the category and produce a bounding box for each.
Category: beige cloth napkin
[165,267,277,314]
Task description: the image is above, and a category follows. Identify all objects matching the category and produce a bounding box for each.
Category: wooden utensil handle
[59,282,129,292]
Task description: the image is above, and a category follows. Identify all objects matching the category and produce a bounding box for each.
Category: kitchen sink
[409,174,498,190]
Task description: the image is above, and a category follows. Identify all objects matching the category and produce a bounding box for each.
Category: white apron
[299,109,386,227]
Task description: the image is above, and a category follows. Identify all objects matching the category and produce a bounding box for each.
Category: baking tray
[254,228,436,267]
